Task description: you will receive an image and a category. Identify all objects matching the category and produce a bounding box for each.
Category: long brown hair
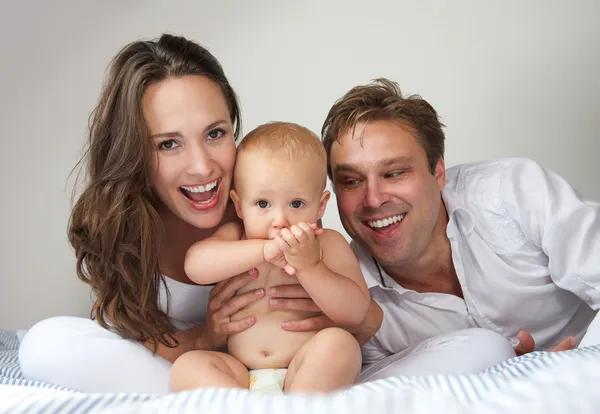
[68,34,241,349]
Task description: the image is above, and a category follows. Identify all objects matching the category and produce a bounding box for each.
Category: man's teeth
[368,214,405,229]
[181,180,218,193]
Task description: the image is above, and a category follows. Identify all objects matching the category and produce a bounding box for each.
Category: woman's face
[143,75,236,230]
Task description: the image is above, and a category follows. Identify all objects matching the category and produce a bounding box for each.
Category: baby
[170,122,371,394]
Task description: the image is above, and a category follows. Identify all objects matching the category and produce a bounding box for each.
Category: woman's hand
[268,283,382,346]
[197,268,264,350]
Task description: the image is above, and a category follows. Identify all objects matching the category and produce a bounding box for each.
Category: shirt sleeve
[499,158,600,309]
[361,334,391,365]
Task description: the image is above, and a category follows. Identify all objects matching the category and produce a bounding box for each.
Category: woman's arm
[184,222,267,284]
[146,270,264,362]
[145,324,206,363]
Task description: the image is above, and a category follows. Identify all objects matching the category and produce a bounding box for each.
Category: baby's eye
[290,200,304,209]
[256,200,270,209]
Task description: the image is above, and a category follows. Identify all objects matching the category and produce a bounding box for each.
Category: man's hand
[269,283,382,346]
[514,330,576,356]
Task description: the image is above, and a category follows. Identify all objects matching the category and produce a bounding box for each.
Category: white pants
[579,311,600,348]
[360,328,516,383]
[19,316,520,394]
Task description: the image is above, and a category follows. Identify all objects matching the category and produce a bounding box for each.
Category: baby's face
[231,152,329,240]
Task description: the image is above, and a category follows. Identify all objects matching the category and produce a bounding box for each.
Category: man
[314,78,600,376]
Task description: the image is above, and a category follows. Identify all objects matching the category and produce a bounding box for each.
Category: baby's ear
[317,190,331,220]
[230,190,243,219]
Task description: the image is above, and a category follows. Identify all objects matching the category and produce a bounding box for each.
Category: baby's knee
[171,351,210,390]
[314,328,361,360]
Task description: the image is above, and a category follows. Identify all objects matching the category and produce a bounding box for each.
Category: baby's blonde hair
[236,122,328,188]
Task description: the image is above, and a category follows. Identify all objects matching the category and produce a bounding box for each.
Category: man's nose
[364,181,386,209]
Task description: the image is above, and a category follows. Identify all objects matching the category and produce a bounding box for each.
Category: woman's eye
[207,129,225,140]
[158,139,178,150]
[290,200,304,209]
[256,200,269,209]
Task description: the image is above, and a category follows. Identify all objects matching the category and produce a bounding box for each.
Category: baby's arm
[184,222,266,284]
[295,229,370,326]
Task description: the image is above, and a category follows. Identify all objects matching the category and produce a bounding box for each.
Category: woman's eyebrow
[149,120,229,139]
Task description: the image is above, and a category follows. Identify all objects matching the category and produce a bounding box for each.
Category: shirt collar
[442,186,475,238]
[350,240,408,292]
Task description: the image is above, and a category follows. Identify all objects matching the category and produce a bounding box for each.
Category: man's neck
[381,203,463,298]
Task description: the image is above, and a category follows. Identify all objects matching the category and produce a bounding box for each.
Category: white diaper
[248,368,288,395]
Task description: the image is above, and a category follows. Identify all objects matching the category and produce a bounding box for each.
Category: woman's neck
[159,203,239,284]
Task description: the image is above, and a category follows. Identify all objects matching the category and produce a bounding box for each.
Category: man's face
[330,120,446,267]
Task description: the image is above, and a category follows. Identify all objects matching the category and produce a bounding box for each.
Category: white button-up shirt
[356,158,600,364]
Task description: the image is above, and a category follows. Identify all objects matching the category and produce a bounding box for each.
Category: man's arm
[184,222,266,284]
[500,159,600,308]
[295,229,371,326]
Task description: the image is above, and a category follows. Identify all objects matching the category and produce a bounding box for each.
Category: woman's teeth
[180,179,219,203]
[368,214,405,229]
[181,179,218,193]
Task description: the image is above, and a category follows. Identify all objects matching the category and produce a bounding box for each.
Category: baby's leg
[170,350,249,391]
[284,327,361,393]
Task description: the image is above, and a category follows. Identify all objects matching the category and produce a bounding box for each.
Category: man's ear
[230,189,243,219]
[317,190,331,221]
[434,157,446,192]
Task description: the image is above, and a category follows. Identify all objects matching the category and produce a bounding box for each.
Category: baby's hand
[264,239,296,275]
[277,222,322,275]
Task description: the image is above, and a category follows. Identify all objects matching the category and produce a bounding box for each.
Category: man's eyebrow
[333,157,413,174]
[333,164,358,175]
[379,156,413,166]
[149,120,229,139]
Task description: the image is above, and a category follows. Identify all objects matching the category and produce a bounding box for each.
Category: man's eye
[343,179,360,188]
[385,171,402,178]
[290,200,304,208]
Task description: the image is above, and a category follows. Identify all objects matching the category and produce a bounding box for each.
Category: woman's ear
[230,189,243,219]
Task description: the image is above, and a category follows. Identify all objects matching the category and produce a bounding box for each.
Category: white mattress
[1,330,599,413]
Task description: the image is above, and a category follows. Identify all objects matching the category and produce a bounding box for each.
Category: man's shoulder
[445,158,542,252]
[446,157,543,200]
[349,239,367,260]
[348,240,382,289]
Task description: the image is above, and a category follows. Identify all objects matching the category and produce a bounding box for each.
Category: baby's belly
[228,311,317,369]
[227,264,321,369]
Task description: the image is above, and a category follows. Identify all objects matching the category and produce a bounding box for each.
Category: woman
[18,33,516,395]
[19,33,277,394]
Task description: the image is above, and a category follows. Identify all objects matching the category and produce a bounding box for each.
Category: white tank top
[157,276,213,332]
